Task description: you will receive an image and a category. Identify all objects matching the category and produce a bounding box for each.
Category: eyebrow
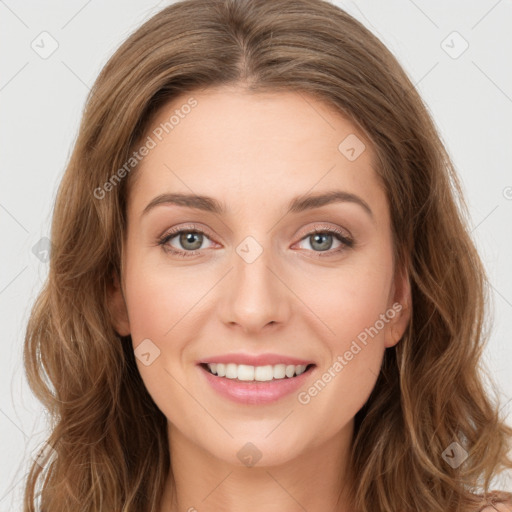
[142,190,374,220]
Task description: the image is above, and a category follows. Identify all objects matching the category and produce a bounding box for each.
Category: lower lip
[198,364,316,405]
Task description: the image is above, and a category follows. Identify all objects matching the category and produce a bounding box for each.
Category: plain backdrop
[1,0,511,509]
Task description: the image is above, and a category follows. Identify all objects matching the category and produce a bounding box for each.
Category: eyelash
[157,224,354,258]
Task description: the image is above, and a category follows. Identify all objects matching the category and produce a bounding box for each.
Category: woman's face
[110,87,410,467]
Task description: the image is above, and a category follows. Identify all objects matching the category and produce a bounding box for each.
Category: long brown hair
[22,0,512,510]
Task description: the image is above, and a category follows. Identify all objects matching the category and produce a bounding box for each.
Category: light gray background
[1,0,511,509]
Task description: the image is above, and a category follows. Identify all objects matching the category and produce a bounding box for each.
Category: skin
[108,86,411,512]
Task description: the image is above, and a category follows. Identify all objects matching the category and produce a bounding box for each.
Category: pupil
[180,232,202,250]
[311,233,332,251]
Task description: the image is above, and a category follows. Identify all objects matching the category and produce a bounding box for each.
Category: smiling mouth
[199,362,316,382]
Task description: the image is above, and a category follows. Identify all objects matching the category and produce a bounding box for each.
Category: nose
[218,237,290,334]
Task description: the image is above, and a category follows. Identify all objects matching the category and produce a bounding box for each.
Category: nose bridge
[220,233,288,331]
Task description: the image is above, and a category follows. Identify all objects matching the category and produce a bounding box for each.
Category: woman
[23,0,512,510]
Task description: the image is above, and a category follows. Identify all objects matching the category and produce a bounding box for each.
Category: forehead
[128,87,385,217]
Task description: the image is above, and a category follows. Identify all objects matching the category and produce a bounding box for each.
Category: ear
[107,270,131,337]
[384,263,411,348]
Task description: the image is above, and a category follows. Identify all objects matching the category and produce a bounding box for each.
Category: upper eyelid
[161,224,215,243]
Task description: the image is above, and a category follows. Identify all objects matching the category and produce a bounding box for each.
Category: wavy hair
[22,0,512,510]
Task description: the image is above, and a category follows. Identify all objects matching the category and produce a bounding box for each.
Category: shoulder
[479,503,512,512]
[473,490,512,512]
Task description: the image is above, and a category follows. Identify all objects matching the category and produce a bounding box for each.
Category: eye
[157,224,354,258]
[157,225,215,257]
[294,226,354,257]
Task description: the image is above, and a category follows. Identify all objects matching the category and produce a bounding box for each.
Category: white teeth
[254,365,273,381]
[273,364,286,379]
[295,365,307,376]
[205,363,310,381]
[237,364,255,381]
[285,365,296,378]
[225,363,238,379]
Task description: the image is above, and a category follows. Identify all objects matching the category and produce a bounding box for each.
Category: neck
[159,420,355,512]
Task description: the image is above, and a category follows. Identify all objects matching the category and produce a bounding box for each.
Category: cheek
[122,257,198,420]
[296,253,393,417]
[123,253,199,342]
[296,288,390,442]
[309,253,394,347]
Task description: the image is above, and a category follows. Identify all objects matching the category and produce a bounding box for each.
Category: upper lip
[197,353,316,367]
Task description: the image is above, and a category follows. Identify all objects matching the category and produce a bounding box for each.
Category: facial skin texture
[109,86,411,512]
